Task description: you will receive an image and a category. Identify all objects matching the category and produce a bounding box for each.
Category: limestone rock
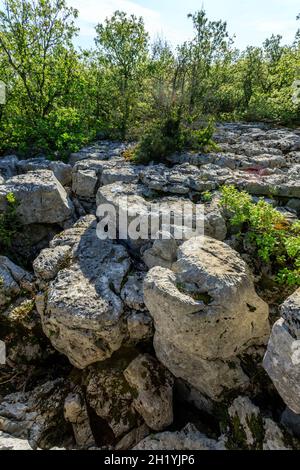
[64,392,95,448]
[36,217,131,369]
[97,182,226,254]
[263,319,300,414]
[0,170,74,226]
[134,423,226,450]
[144,236,270,400]
[0,379,70,449]
[33,245,71,281]
[17,158,72,186]
[86,356,140,439]
[0,256,33,308]
[263,418,289,451]
[124,354,174,431]
[115,424,150,450]
[127,311,153,342]
[263,288,300,414]
[0,155,18,179]
[121,273,147,311]
[0,432,34,450]
[226,396,289,450]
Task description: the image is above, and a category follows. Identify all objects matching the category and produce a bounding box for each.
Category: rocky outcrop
[2,122,300,451]
[134,423,226,450]
[0,379,70,449]
[69,141,127,166]
[225,396,289,450]
[263,288,300,414]
[0,170,74,226]
[17,158,72,187]
[144,236,270,400]
[96,182,227,252]
[35,216,132,369]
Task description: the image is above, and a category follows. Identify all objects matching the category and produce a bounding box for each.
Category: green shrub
[220,185,300,286]
[130,115,217,164]
[202,191,213,203]
[0,192,20,252]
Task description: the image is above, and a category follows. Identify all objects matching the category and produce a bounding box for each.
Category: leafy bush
[0,192,20,252]
[130,115,217,164]
[220,185,300,286]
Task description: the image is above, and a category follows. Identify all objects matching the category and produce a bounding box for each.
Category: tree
[0,0,79,118]
[95,10,149,139]
[186,9,232,114]
[263,34,283,65]
[0,0,82,155]
[240,46,264,108]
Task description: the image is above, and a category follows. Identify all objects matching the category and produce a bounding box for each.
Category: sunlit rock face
[144,236,270,400]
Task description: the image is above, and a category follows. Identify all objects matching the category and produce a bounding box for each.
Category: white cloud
[68,0,163,40]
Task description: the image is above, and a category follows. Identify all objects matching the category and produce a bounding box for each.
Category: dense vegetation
[220,186,300,286]
[0,0,299,159]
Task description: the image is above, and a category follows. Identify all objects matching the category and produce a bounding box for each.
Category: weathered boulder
[124,354,174,431]
[72,162,100,199]
[144,236,270,400]
[0,170,74,226]
[126,312,153,342]
[72,158,142,201]
[134,423,226,450]
[115,424,150,450]
[263,288,300,414]
[33,245,71,281]
[142,233,179,270]
[36,216,131,369]
[85,350,173,440]
[17,158,72,186]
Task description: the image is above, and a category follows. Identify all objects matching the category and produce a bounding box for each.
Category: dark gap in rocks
[87,403,116,448]
[171,394,220,440]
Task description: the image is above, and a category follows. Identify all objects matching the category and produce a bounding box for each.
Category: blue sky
[68,0,300,50]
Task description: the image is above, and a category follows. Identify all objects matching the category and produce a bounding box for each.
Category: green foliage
[131,114,217,164]
[132,113,183,163]
[0,4,299,158]
[220,185,300,286]
[95,10,149,140]
[202,191,213,203]
[0,192,20,252]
